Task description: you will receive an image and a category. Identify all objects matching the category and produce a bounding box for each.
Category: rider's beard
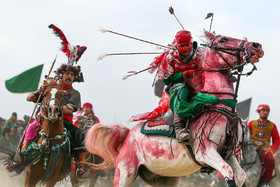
[260,115,268,121]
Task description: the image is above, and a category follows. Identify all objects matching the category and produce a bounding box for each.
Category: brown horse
[71,116,104,187]
[0,84,72,187]
[24,85,71,187]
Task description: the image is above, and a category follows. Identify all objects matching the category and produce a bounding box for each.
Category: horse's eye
[219,38,228,43]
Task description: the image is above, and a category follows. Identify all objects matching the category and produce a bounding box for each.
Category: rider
[247,104,280,184]
[82,102,100,124]
[17,64,89,179]
[148,30,201,143]
[74,102,100,127]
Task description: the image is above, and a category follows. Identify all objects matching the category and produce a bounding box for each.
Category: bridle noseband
[40,86,64,121]
[201,34,257,103]
[208,35,247,69]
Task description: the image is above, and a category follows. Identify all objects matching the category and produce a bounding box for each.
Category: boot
[76,152,90,179]
[13,140,30,163]
[174,113,191,143]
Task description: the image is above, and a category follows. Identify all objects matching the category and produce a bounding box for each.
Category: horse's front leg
[45,154,64,187]
[25,162,43,187]
[114,145,139,187]
[194,145,237,186]
[227,155,246,187]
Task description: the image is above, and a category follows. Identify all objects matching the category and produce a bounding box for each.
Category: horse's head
[42,83,63,121]
[204,30,264,70]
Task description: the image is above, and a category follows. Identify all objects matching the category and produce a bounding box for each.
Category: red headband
[83,102,93,109]
[256,104,270,112]
[175,30,192,45]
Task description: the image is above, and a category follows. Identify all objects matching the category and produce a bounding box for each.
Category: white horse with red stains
[85,31,264,187]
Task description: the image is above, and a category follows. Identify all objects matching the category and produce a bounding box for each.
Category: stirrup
[13,152,22,163]
[76,168,90,179]
[177,129,192,144]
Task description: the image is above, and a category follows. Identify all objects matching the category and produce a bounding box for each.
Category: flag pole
[17,54,58,152]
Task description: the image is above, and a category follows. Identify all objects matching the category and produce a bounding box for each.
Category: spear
[205,13,214,32]
[100,28,172,49]
[97,52,163,61]
[169,6,185,30]
[16,54,58,152]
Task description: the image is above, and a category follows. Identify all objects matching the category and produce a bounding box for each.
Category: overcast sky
[1,0,280,129]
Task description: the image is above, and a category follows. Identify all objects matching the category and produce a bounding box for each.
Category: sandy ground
[0,165,107,187]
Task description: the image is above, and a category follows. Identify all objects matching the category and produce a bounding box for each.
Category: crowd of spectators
[0,112,29,151]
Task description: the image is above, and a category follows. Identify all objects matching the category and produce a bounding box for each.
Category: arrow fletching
[97,53,108,61]
[169,6,174,14]
[99,28,109,33]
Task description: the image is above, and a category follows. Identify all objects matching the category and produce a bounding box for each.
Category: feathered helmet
[256,104,270,112]
[49,24,86,82]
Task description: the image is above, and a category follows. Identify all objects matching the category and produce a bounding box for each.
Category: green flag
[5,64,44,93]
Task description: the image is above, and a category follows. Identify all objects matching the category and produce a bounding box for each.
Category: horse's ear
[204,29,215,43]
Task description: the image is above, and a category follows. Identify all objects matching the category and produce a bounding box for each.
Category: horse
[70,116,104,187]
[85,30,264,187]
[241,125,280,187]
[1,84,71,187]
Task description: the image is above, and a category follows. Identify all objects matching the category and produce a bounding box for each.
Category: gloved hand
[39,79,57,93]
[182,69,197,79]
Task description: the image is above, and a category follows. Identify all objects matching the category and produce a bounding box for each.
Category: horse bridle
[201,35,257,99]
[208,35,247,69]
[40,86,64,121]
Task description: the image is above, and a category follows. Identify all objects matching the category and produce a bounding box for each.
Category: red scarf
[62,85,72,90]
[62,84,73,123]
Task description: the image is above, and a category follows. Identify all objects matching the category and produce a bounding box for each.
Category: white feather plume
[99,28,109,33]
[97,53,108,61]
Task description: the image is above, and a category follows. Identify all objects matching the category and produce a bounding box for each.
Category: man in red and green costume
[148,30,203,143]
[247,104,280,184]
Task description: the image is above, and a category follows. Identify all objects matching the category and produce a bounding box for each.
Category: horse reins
[40,86,64,121]
[208,35,247,69]
[201,35,257,100]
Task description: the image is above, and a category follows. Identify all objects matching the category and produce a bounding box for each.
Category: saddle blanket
[141,120,175,137]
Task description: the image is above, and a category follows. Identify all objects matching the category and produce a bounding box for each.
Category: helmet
[175,30,192,46]
[256,104,270,112]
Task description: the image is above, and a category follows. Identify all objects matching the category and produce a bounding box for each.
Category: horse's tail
[85,123,130,170]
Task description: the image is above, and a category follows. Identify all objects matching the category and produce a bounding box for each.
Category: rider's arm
[268,125,280,154]
[247,121,252,132]
[26,90,41,103]
[62,105,75,115]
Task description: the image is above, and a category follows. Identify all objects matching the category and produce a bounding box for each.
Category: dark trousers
[64,120,86,153]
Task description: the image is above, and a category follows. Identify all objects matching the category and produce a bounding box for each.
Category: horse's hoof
[225,177,237,187]
[15,168,24,174]
[77,168,91,179]
[76,179,86,186]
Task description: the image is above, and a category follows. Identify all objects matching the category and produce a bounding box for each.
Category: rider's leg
[13,119,41,163]
[170,84,192,143]
[22,140,31,151]
[63,120,90,179]
[173,113,191,142]
[76,151,90,179]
